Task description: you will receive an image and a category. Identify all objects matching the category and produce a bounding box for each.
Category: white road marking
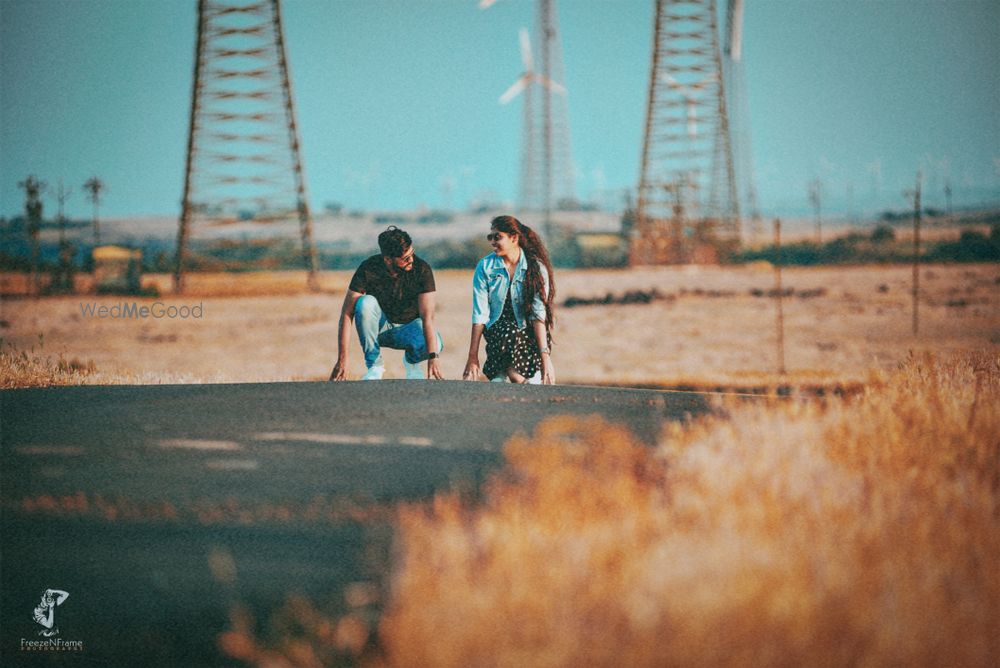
[255,432,360,444]
[205,459,259,471]
[158,439,242,451]
[397,436,433,447]
[253,432,433,447]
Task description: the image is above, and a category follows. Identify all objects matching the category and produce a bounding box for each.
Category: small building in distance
[576,232,628,268]
[92,245,142,294]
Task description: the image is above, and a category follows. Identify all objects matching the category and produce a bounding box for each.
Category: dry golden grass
[0,336,221,387]
[379,352,1000,667]
[0,336,100,388]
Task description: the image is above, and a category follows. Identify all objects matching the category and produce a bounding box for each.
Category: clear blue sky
[1,0,998,220]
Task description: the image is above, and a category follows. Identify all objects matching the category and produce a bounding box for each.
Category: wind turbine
[489,1,575,242]
[499,27,565,215]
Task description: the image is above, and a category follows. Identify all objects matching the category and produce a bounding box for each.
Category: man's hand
[463,355,481,381]
[330,359,348,381]
[427,357,444,380]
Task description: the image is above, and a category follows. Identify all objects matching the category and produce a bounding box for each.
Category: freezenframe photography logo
[79,301,204,319]
[20,589,85,652]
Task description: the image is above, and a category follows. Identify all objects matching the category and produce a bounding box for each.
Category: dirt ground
[1,263,997,387]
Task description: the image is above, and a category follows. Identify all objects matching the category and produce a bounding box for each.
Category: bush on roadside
[380,352,1000,666]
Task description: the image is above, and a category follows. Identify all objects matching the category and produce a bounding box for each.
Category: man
[330,226,444,380]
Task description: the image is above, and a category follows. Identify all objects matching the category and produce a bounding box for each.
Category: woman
[463,215,556,384]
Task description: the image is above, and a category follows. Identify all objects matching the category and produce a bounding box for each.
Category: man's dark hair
[378,226,412,258]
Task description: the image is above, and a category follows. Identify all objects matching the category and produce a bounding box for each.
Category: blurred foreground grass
[376,352,999,666]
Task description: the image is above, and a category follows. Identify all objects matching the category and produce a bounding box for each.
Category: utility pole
[904,171,922,336]
[944,179,953,221]
[846,181,856,225]
[55,180,72,245]
[83,176,104,246]
[18,175,46,297]
[54,180,75,293]
[773,218,785,376]
[808,179,823,244]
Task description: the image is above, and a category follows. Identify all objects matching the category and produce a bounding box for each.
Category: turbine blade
[519,28,534,71]
[536,74,567,95]
[728,0,744,62]
[499,77,528,105]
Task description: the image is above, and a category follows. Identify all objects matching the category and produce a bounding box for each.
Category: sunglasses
[487,233,502,242]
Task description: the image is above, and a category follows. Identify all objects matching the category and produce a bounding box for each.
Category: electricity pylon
[175,0,318,293]
[632,0,740,265]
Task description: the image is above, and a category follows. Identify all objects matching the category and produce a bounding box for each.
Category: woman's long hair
[490,215,556,336]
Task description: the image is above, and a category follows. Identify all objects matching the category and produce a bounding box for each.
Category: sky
[1,0,998,222]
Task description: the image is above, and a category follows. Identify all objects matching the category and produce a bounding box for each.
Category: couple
[329,215,556,384]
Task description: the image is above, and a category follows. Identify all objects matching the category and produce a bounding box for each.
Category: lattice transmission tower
[498,0,575,242]
[175,0,318,293]
[632,0,740,265]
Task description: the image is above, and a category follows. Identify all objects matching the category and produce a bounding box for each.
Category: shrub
[380,353,1000,666]
[870,224,895,243]
[0,338,97,388]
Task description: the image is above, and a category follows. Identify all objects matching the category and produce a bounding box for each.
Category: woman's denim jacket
[471,252,549,330]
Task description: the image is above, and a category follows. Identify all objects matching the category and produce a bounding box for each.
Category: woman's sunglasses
[487,233,502,242]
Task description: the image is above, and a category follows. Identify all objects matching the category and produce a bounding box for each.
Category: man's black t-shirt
[348,255,436,324]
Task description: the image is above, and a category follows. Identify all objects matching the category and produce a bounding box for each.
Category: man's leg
[378,318,444,379]
[355,295,389,378]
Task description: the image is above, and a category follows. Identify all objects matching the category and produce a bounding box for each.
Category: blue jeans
[355,295,443,368]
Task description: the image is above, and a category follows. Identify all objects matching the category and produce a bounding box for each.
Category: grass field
[1,263,997,388]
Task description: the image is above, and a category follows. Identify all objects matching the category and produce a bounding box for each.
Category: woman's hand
[540,353,555,385]
[463,355,481,381]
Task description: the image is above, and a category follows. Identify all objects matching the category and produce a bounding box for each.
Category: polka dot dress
[483,284,549,381]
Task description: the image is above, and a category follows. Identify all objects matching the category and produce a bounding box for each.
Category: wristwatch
[428,352,439,360]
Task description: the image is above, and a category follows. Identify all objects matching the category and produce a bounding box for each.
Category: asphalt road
[1,380,709,666]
